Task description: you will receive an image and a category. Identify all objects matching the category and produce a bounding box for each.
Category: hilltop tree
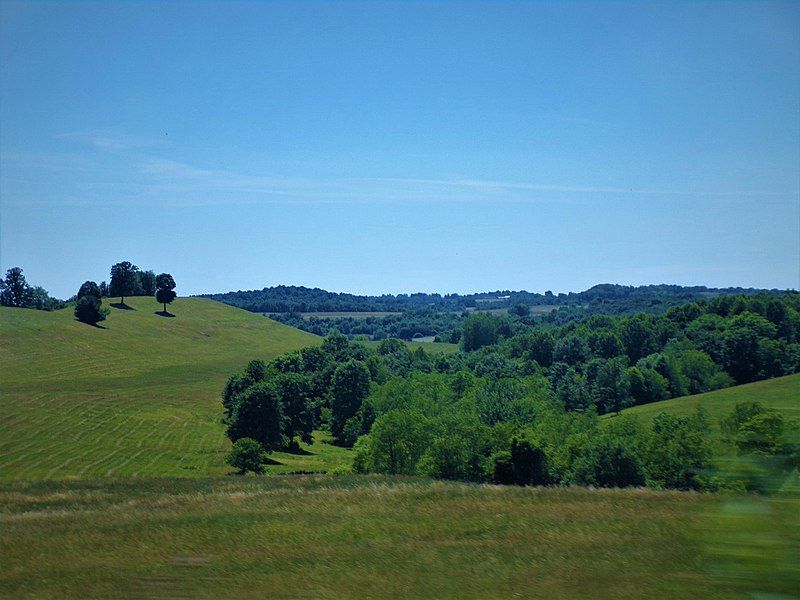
[155,273,177,314]
[109,261,140,305]
[139,270,157,296]
[77,281,102,300]
[0,267,31,307]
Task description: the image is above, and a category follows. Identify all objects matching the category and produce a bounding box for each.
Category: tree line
[203,283,775,315]
[222,293,799,490]
[0,268,65,311]
[270,310,464,342]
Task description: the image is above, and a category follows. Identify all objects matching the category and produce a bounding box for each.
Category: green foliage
[357,410,431,475]
[643,412,711,490]
[0,267,63,310]
[76,280,101,300]
[460,312,503,351]
[139,270,157,296]
[155,272,177,313]
[226,381,287,451]
[73,295,109,325]
[330,359,371,443]
[109,261,140,304]
[417,416,491,482]
[569,434,646,488]
[0,267,31,307]
[225,437,268,474]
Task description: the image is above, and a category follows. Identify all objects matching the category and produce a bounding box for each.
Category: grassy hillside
[0,474,760,599]
[0,297,320,480]
[609,374,799,445]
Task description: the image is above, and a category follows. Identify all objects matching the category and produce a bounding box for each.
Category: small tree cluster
[108,261,177,314]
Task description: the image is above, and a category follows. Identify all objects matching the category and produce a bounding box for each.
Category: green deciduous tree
[0,267,31,307]
[139,270,157,296]
[226,382,287,451]
[460,312,501,351]
[225,437,268,474]
[155,273,177,314]
[330,359,371,443]
[109,261,140,305]
[77,281,102,300]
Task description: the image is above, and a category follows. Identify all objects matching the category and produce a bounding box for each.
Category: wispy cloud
[366,177,794,197]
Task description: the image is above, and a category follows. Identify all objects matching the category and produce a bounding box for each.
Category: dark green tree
[155,273,177,314]
[274,372,315,447]
[0,267,31,307]
[226,382,287,451]
[460,312,501,351]
[77,281,101,300]
[109,261,140,305]
[74,295,109,325]
[139,270,157,296]
[330,359,371,443]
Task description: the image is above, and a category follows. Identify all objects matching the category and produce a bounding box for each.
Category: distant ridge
[198,283,788,314]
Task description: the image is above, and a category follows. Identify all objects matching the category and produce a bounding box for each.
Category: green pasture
[3,474,782,599]
[608,374,800,448]
[0,297,319,479]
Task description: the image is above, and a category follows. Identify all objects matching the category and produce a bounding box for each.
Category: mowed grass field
[608,374,800,448]
[0,474,769,599]
[0,297,321,480]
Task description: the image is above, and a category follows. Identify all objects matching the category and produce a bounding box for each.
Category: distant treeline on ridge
[200,283,786,315]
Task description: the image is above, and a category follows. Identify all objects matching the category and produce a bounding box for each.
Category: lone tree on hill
[155,273,177,314]
[109,261,139,305]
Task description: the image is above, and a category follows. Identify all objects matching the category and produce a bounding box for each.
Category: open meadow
[0,474,775,600]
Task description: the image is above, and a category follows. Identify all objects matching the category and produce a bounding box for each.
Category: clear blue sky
[1,1,798,299]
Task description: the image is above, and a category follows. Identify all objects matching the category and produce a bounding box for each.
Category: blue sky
[1,1,798,299]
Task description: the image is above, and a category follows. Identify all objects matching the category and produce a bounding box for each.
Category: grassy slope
[1,475,743,600]
[0,297,320,479]
[609,374,800,447]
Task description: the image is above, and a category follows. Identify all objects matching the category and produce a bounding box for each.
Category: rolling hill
[610,374,800,444]
[0,297,320,479]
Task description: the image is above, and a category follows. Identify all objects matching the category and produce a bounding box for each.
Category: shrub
[226,438,268,474]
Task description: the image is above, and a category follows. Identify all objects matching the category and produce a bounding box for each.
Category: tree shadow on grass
[155,311,175,318]
[263,457,284,465]
[110,302,135,310]
[74,319,107,329]
[283,445,314,456]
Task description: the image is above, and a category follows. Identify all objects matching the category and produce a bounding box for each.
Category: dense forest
[201,283,776,314]
[222,292,800,490]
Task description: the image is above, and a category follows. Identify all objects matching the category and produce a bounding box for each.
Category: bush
[74,295,109,325]
[225,438,268,474]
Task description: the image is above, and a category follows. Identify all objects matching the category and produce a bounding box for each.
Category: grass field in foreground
[5,474,790,600]
[0,297,319,480]
[608,374,799,447]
